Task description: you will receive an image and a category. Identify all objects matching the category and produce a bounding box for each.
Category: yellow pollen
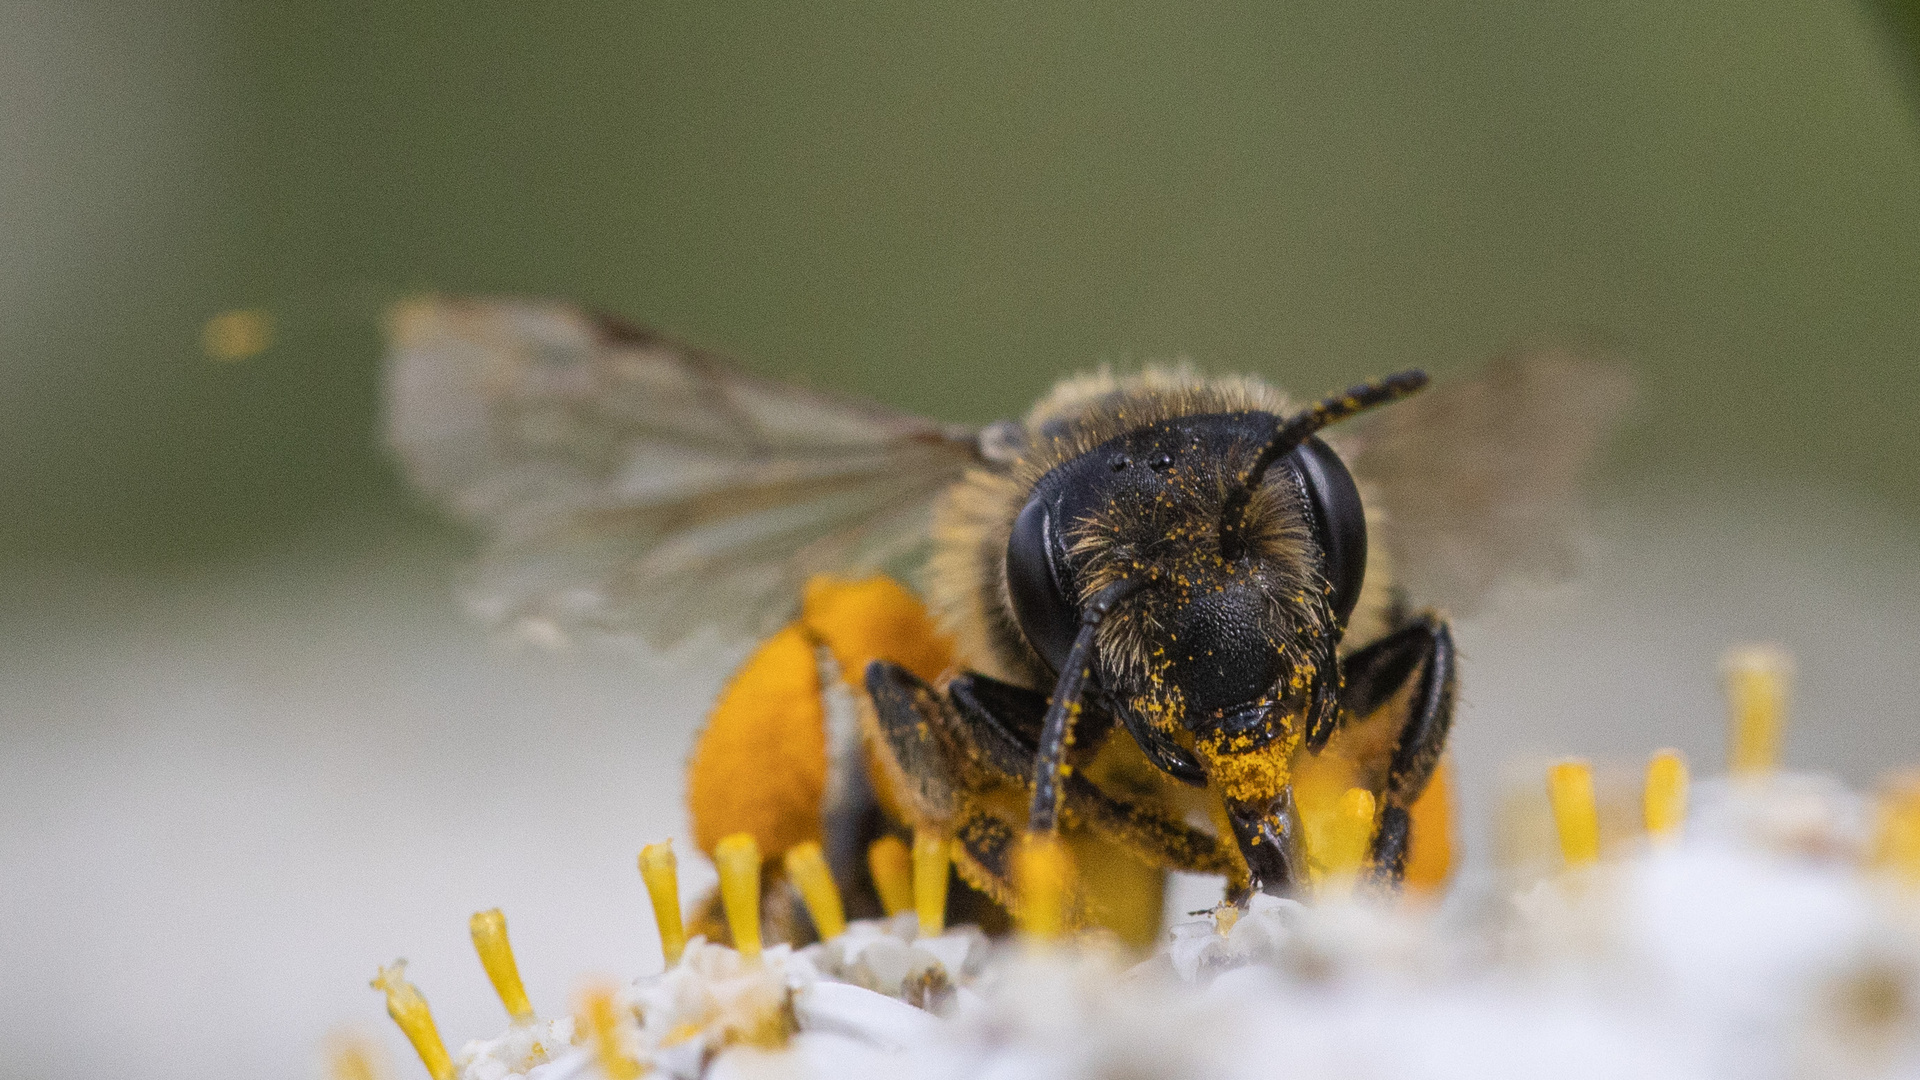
[201,307,274,360]
[468,908,535,1023]
[1547,759,1601,867]
[1403,757,1456,893]
[912,827,951,937]
[1014,832,1075,941]
[1723,644,1792,776]
[327,1035,382,1080]
[867,836,913,917]
[576,982,643,1080]
[782,841,847,940]
[638,842,687,967]
[715,832,763,959]
[369,961,455,1080]
[662,1020,703,1047]
[1643,749,1689,845]
[1872,777,1920,888]
[1213,905,1240,936]
[1315,787,1377,897]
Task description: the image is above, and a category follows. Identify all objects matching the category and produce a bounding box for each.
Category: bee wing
[1342,343,1635,615]
[385,296,984,645]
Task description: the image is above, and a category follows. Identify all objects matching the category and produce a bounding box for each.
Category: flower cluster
[362,647,1920,1080]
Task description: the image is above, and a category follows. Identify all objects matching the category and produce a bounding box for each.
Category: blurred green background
[4,0,1916,567]
[3,4,1918,1079]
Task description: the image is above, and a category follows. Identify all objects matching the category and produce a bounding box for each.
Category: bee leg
[1336,614,1456,882]
[1224,789,1307,900]
[944,671,1233,876]
[863,660,969,824]
[862,662,1023,926]
[950,810,1021,910]
[868,662,1235,876]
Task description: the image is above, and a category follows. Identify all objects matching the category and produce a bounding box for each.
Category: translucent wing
[1342,343,1635,615]
[385,296,984,645]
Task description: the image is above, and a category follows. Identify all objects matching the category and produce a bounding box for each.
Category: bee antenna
[1218,370,1429,562]
[1027,577,1142,835]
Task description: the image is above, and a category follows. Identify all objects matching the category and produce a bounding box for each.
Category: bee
[386,298,1630,944]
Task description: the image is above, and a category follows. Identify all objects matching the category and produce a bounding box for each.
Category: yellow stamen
[638,842,687,967]
[912,827,951,937]
[782,841,847,940]
[1643,749,1689,845]
[1872,777,1920,888]
[467,908,535,1022]
[576,982,643,1080]
[327,1035,382,1080]
[1547,759,1601,867]
[1013,832,1074,941]
[868,836,913,917]
[369,961,454,1080]
[1723,644,1792,776]
[1316,787,1377,897]
[201,308,274,360]
[714,832,763,959]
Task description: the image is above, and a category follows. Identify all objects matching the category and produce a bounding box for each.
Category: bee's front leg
[1336,614,1457,882]
[1224,790,1306,900]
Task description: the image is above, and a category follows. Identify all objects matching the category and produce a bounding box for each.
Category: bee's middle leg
[863,659,1025,911]
[1336,614,1457,882]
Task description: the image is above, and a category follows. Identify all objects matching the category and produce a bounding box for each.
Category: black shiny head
[1004,373,1429,834]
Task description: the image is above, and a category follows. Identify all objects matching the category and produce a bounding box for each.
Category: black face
[1005,413,1366,734]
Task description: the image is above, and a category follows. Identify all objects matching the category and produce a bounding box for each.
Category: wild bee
[386,298,1629,944]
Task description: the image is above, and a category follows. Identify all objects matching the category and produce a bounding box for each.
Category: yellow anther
[912,827,951,937]
[1212,904,1240,937]
[714,832,763,959]
[1643,749,1689,845]
[202,308,275,361]
[867,836,913,917]
[1013,832,1075,941]
[468,908,535,1023]
[1872,778,1920,888]
[369,961,454,1080]
[1723,644,1792,776]
[1316,787,1377,897]
[638,842,687,967]
[1547,759,1601,867]
[782,841,847,940]
[576,982,643,1080]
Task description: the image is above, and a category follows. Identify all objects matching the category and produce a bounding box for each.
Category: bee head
[1004,373,1425,752]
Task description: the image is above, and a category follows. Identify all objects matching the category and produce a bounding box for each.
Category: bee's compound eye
[1286,435,1368,629]
[1005,495,1080,674]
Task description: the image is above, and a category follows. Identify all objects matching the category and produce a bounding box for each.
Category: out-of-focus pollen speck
[326,1032,386,1080]
[202,308,275,361]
